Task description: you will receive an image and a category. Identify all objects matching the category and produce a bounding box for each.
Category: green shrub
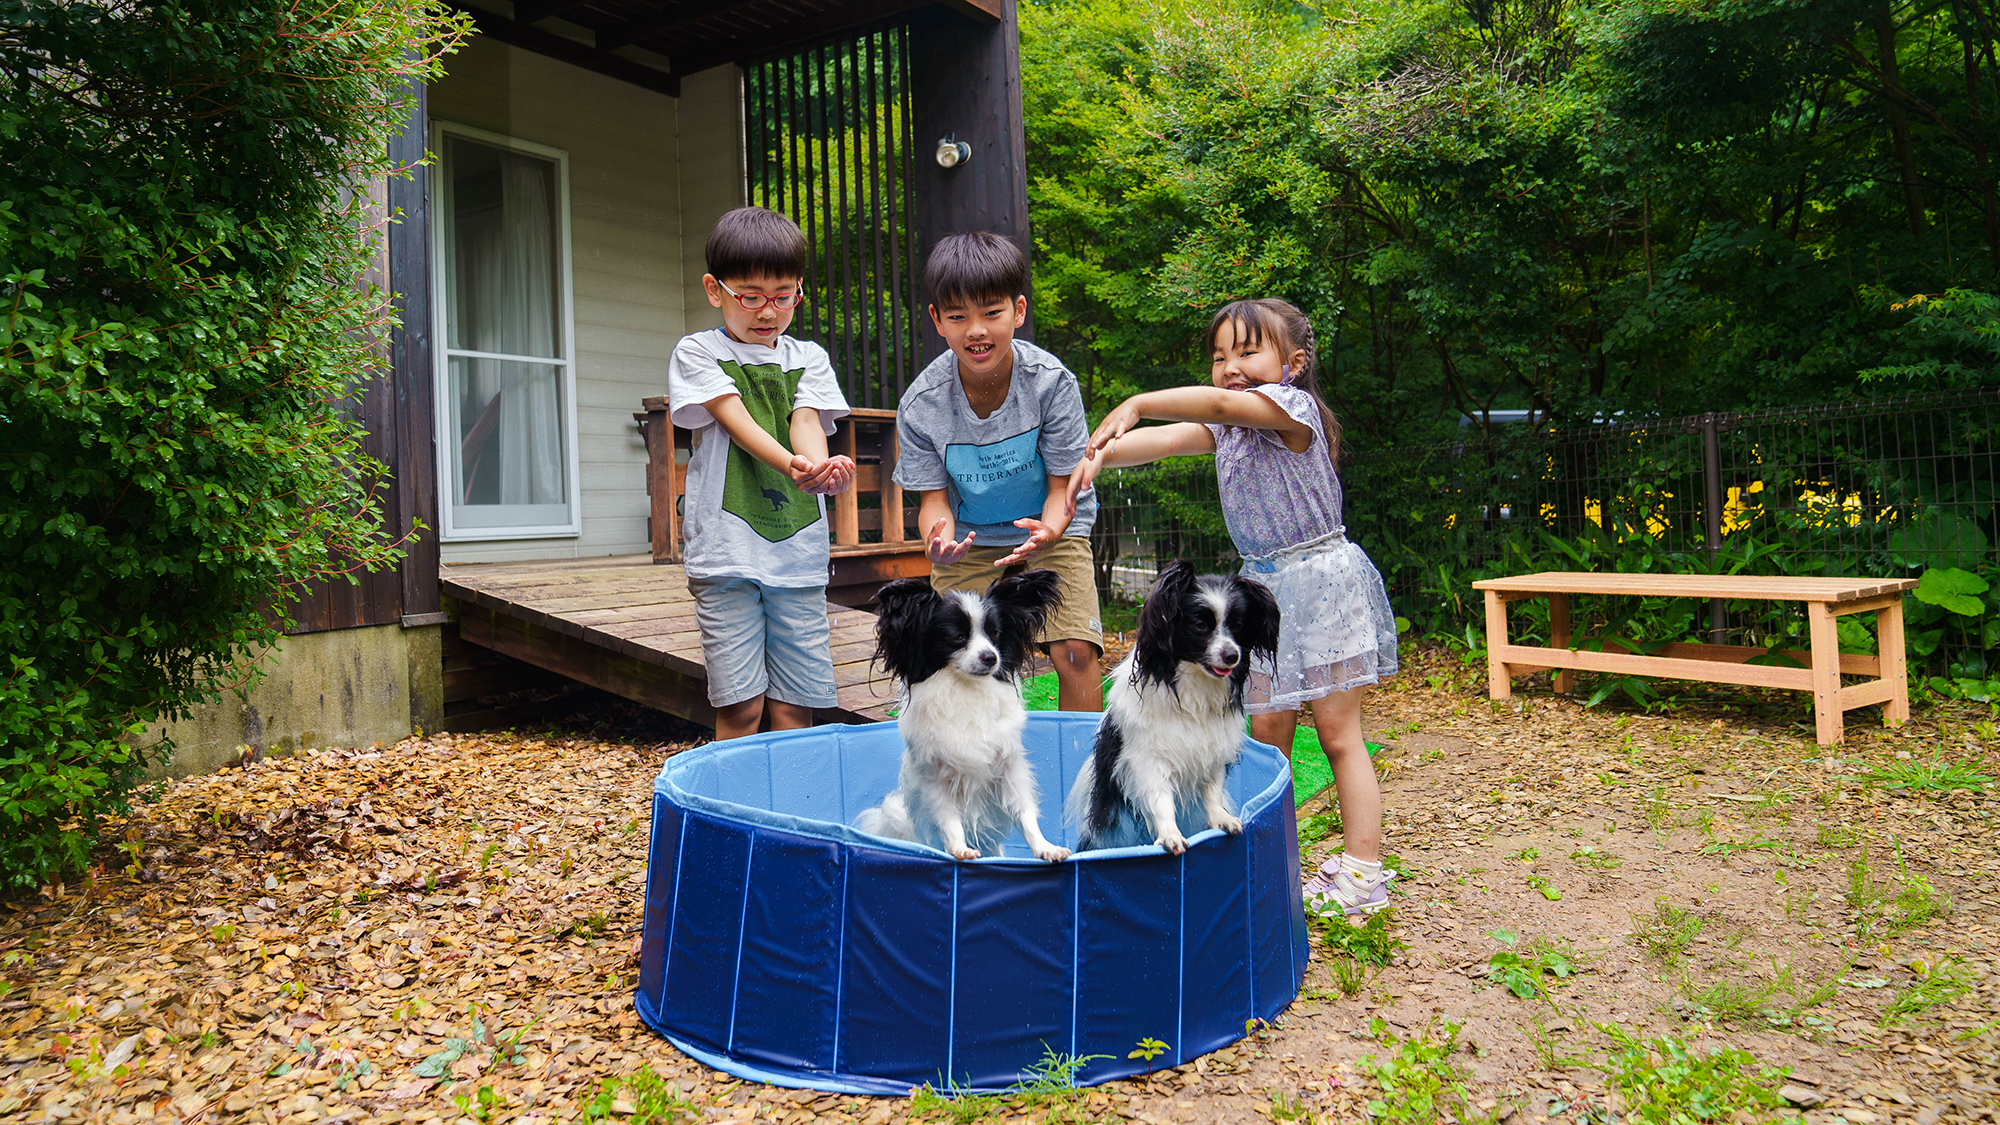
[0,0,465,891]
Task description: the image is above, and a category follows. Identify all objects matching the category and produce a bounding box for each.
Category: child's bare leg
[1049,640,1103,712]
[1250,710,1299,758]
[765,700,813,731]
[1310,687,1380,863]
[715,695,766,741]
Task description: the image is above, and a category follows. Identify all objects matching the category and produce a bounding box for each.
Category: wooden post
[1806,600,1843,745]
[879,420,905,544]
[1484,590,1512,701]
[1876,596,1910,726]
[1548,591,1574,694]
[831,416,860,546]
[641,395,680,563]
[1701,413,1725,643]
[909,0,1031,361]
[389,78,441,623]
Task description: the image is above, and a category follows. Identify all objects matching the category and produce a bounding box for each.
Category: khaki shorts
[930,534,1103,654]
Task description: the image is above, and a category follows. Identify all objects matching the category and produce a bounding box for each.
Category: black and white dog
[855,570,1071,862]
[1069,560,1281,854]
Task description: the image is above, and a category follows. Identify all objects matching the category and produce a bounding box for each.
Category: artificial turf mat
[1021,672,1378,806]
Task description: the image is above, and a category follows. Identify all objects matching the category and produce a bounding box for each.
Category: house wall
[678,63,746,336]
[434,36,684,563]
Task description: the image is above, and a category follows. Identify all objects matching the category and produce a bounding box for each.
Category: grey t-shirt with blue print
[893,340,1098,548]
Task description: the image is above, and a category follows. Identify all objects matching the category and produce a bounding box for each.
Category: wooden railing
[636,397,929,596]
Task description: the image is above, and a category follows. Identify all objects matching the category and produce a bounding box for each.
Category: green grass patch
[579,1066,699,1124]
[1862,756,1993,793]
[1595,1028,1793,1123]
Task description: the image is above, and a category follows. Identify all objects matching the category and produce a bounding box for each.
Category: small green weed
[910,1045,1107,1123]
[1309,908,1404,967]
[1298,811,1342,846]
[1846,845,1953,942]
[579,1065,698,1124]
[1358,1018,1484,1124]
[1507,846,1540,863]
[1678,974,1776,1023]
[1569,845,1622,871]
[1643,786,1673,834]
[1525,1012,1589,1070]
[1700,833,1781,858]
[454,1084,503,1124]
[1882,959,1975,1026]
[1594,1027,1791,1123]
[1486,930,1584,1000]
[1127,1037,1169,1077]
[1328,955,1370,997]
[1632,900,1703,961]
[1525,873,1561,900]
[1269,1090,1312,1121]
[1861,756,1993,793]
[1816,824,1858,849]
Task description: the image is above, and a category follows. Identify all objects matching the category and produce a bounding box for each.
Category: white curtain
[447,137,566,516]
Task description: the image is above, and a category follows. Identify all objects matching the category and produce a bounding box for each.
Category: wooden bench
[1471,573,1918,745]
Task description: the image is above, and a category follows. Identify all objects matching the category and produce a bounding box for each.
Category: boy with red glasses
[667,207,855,740]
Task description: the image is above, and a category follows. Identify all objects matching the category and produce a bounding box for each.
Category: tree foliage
[1021,0,2000,443]
[0,0,465,891]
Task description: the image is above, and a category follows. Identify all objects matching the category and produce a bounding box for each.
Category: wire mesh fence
[1090,387,2000,686]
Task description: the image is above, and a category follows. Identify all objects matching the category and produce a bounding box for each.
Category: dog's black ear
[1231,575,1283,659]
[987,568,1061,675]
[1134,560,1197,687]
[873,577,938,683]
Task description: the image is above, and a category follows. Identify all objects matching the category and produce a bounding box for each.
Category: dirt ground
[1,647,1996,1125]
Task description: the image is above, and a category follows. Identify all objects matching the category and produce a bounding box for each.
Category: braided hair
[1204,298,1343,466]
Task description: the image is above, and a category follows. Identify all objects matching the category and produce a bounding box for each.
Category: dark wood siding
[289,84,440,634]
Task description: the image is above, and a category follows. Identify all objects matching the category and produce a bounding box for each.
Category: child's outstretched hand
[1064,448,1105,519]
[926,517,976,565]
[1086,399,1144,457]
[993,519,1059,567]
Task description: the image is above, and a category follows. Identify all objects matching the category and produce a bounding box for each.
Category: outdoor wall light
[935,135,971,169]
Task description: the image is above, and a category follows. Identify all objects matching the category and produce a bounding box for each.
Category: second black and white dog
[1069,560,1282,854]
[854,570,1071,862]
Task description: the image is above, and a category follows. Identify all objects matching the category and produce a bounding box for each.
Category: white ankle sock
[1339,854,1382,882]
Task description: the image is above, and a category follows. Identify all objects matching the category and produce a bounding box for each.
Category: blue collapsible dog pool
[634,713,1308,1094]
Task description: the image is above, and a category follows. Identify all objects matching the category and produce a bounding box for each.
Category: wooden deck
[441,555,898,728]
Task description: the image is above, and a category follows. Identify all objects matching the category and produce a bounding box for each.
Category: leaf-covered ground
[2,649,1996,1124]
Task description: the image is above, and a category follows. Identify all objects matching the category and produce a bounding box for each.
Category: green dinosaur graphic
[719,359,819,543]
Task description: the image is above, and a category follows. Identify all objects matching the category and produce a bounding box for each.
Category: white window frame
[430,121,582,541]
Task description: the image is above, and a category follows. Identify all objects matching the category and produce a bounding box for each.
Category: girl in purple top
[1065,298,1399,916]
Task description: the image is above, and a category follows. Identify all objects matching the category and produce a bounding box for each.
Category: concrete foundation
[140,623,444,779]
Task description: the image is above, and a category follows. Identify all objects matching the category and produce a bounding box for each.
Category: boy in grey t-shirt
[894,232,1104,712]
[668,208,853,740]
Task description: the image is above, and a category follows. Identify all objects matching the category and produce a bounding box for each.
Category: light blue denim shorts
[686,577,839,710]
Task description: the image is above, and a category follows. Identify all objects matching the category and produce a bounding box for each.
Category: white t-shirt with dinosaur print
[667,329,851,585]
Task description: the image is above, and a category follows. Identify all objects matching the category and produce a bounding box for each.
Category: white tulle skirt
[1239,527,1399,713]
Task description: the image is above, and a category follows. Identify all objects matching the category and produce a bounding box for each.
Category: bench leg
[1484,590,1512,701]
[1876,597,1910,727]
[1807,602,1843,746]
[1549,592,1574,694]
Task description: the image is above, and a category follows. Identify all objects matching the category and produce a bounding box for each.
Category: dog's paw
[1155,832,1188,855]
[1034,844,1071,863]
[1211,813,1243,835]
[950,846,980,860]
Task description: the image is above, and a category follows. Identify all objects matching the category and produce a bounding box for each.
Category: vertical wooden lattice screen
[745,27,922,411]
